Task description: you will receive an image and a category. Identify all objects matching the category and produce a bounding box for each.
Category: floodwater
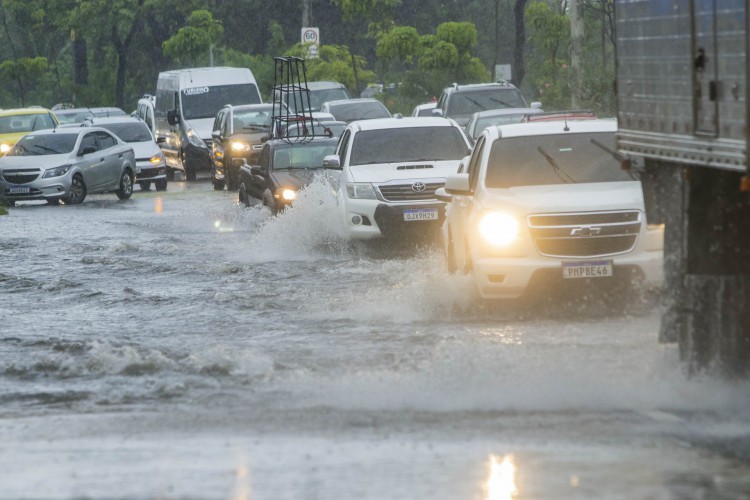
[1,180,750,499]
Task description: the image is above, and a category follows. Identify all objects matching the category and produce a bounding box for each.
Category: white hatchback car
[323,116,471,240]
[437,119,664,299]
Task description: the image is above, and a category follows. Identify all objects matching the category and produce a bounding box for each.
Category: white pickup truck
[323,116,471,240]
[437,119,664,299]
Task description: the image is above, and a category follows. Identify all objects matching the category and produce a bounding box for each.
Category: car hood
[0,153,73,170]
[187,118,215,141]
[480,181,644,214]
[348,160,461,183]
[271,169,322,188]
[129,141,161,159]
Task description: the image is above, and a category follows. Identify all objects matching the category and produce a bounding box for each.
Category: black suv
[433,82,535,127]
[238,136,338,213]
[210,104,274,191]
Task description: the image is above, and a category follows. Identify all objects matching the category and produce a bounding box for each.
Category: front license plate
[8,186,30,194]
[562,260,613,279]
[403,208,438,221]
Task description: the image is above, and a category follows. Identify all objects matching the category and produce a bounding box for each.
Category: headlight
[478,211,520,247]
[280,188,296,201]
[186,128,206,148]
[231,141,250,152]
[0,143,10,154]
[42,164,73,178]
[149,153,164,164]
[346,183,377,199]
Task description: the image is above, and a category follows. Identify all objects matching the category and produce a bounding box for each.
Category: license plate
[403,208,438,221]
[562,260,613,279]
[8,186,30,194]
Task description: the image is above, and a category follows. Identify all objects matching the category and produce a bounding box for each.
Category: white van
[155,67,262,181]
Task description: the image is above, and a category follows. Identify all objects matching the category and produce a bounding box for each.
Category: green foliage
[332,0,400,22]
[0,57,48,106]
[285,44,375,94]
[220,48,275,100]
[375,26,420,63]
[435,22,477,57]
[162,10,223,66]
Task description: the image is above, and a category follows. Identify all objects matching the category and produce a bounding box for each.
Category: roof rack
[523,110,597,122]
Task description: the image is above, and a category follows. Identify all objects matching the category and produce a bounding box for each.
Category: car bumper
[0,174,72,201]
[473,249,664,299]
[343,198,445,239]
[135,162,167,182]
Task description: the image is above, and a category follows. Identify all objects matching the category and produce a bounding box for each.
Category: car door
[95,131,124,190]
[77,132,104,190]
[212,109,227,167]
[246,145,269,201]
[450,135,486,268]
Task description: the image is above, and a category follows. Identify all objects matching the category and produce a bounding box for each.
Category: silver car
[0,127,136,206]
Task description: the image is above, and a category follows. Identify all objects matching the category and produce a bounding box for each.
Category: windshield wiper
[590,138,640,180]
[242,125,269,132]
[538,146,576,184]
[488,97,514,107]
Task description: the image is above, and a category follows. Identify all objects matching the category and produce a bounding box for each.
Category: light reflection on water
[485,454,518,500]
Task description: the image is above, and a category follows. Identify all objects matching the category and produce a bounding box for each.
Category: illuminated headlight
[186,128,207,148]
[278,188,296,201]
[346,183,377,199]
[231,141,250,152]
[149,152,164,164]
[478,211,520,247]
[0,143,10,154]
[42,164,73,178]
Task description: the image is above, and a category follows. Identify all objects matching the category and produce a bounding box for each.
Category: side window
[467,136,486,192]
[259,146,270,170]
[212,111,223,134]
[80,133,98,153]
[146,107,155,131]
[95,131,117,150]
[337,130,351,165]
[221,111,231,136]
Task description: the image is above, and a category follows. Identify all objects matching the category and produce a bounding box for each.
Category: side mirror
[431,108,443,117]
[530,101,543,109]
[78,145,97,156]
[322,154,341,169]
[250,165,264,176]
[444,173,472,196]
[167,109,180,126]
[156,136,166,144]
[211,130,221,140]
[434,187,452,203]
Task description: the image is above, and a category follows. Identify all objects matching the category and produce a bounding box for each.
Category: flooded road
[2,180,750,499]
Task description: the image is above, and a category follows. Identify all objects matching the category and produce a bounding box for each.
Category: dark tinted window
[273,142,337,169]
[328,101,390,122]
[95,131,117,149]
[97,122,152,143]
[0,113,56,133]
[485,132,634,188]
[350,127,467,166]
[447,89,526,116]
[9,134,78,156]
[181,84,261,120]
[80,133,98,153]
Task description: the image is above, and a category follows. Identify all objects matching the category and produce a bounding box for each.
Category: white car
[323,116,471,240]
[437,119,664,299]
[0,127,135,206]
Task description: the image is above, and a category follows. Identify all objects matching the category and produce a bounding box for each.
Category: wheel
[226,166,238,191]
[166,168,175,181]
[212,174,225,191]
[139,181,151,191]
[239,183,250,207]
[62,174,87,205]
[262,191,277,214]
[446,230,458,273]
[181,150,197,182]
[116,170,134,200]
[154,178,168,191]
[47,198,61,206]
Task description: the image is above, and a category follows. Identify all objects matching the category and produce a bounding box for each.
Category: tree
[285,43,375,94]
[513,0,530,87]
[162,10,224,67]
[0,57,48,106]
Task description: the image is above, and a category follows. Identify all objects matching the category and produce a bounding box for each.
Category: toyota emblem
[411,182,426,192]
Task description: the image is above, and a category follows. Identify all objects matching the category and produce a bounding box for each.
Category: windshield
[446,89,526,117]
[273,142,337,170]
[350,127,467,166]
[472,113,529,138]
[234,108,273,132]
[97,122,152,143]
[9,134,77,156]
[181,84,261,120]
[485,132,634,188]
[329,102,390,122]
[0,113,57,134]
[55,111,94,124]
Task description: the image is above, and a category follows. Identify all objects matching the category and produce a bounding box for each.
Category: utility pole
[570,0,584,108]
[302,0,312,27]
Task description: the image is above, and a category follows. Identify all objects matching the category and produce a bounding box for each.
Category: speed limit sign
[301,27,320,46]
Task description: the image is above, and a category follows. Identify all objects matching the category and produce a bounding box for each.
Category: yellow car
[0,107,59,155]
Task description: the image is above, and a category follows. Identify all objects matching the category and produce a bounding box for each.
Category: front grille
[529,210,642,258]
[3,169,41,184]
[377,182,444,202]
